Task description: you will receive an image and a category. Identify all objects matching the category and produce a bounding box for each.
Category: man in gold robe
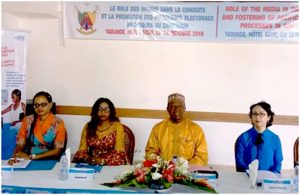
[145,93,208,165]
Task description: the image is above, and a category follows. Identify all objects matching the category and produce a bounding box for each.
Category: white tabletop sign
[191,172,218,188]
[263,178,292,193]
[68,168,94,181]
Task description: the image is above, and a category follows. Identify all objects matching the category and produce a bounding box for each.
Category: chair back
[294,137,299,167]
[123,124,135,165]
[62,130,68,154]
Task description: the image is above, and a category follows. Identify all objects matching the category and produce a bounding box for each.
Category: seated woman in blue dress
[235,101,283,173]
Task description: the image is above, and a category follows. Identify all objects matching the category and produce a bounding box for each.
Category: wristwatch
[30,154,36,160]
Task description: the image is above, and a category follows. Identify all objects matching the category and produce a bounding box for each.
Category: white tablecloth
[1,162,295,193]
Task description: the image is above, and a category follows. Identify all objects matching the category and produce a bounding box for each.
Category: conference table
[1,160,295,193]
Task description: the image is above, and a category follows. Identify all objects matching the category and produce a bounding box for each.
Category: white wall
[2,2,298,170]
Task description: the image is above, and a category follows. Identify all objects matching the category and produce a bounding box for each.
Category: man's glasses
[251,113,267,118]
[33,102,48,109]
[99,107,110,113]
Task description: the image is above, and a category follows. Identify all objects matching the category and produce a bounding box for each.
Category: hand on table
[15,151,30,159]
[8,151,30,165]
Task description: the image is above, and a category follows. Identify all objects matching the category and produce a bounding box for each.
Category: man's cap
[168,93,185,104]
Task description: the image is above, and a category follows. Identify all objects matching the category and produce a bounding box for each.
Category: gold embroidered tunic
[145,118,208,165]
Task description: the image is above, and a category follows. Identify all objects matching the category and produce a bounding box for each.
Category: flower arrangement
[102,156,217,193]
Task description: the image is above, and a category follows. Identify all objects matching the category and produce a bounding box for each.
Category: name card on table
[263,178,292,193]
[191,171,218,188]
[68,168,94,181]
[2,166,13,179]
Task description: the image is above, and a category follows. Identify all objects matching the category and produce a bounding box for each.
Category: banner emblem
[75,6,98,35]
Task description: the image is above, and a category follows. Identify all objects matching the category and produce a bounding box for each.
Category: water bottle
[294,165,299,192]
[59,153,68,180]
[172,156,178,164]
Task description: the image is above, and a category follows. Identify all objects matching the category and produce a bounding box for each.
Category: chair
[123,124,135,165]
[62,130,68,154]
[294,137,299,167]
[25,100,34,116]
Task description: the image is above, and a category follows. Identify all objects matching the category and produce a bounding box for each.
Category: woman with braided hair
[8,91,66,164]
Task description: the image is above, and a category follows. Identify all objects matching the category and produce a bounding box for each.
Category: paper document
[3,159,31,169]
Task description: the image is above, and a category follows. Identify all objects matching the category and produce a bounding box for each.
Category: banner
[63,1,298,43]
[1,30,28,123]
[1,30,29,159]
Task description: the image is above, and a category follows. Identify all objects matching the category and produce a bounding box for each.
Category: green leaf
[145,174,152,183]
[162,181,172,189]
[131,179,148,188]
[102,182,117,187]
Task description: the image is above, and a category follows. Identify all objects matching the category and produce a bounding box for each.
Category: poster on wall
[63,1,298,43]
[1,30,28,132]
[1,30,29,159]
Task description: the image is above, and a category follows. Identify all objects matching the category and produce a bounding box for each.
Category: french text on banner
[63,1,298,43]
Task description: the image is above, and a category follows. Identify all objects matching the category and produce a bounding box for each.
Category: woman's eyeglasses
[99,107,110,113]
[33,102,48,109]
[251,113,267,118]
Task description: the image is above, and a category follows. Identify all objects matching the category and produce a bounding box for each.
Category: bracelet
[30,154,36,160]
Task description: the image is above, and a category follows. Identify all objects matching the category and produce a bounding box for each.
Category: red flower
[168,161,176,171]
[102,157,216,193]
[134,168,147,183]
[162,169,174,183]
[143,159,157,167]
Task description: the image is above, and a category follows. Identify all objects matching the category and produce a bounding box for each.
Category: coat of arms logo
[75,5,99,35]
